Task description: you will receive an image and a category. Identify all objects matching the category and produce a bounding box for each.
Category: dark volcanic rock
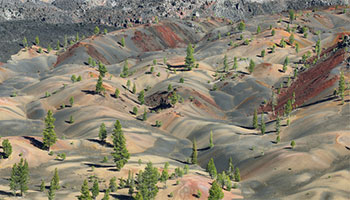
[0,0,348,62]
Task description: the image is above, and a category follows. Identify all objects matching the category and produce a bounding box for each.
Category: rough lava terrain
[0,2,350,200]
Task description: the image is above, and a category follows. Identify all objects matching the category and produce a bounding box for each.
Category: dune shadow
[22,136,43,150]
[87,139,113,148]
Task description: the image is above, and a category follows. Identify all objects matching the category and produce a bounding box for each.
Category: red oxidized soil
[54,42,110,67]
[132,22,187,52]
[154,24,183,48]
[132,30,161,52]
[54,42,80,67]
[264,44,346,115]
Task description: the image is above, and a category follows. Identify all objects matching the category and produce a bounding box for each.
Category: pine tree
[257,25,261,34]
[248,59,255,74]
[191,139,198,164]
[64,35,68,47]
[88,57,92,65]
[227,157,235,180]
[69,115,74,124]
[111,120,130,171]
[40,180,45,192]
[47,43,52,53]
[94,26,100,35]
[206,158,217,179]
[69,97,74,107]
[253,109,258,129]
[43,110,57,151]
[121,37,125,47]
[284,99,293,116]
[170,92,178,105]
[260,113,265,135]
[289,33,295,45]
[271,44,276,53]
[275,116,281,135]
[98,62,108,77]
[23,37,28,48]
[91,179,99,199]
[79,179,92,200]
[2,139,12,158]
[208,180,224,200]
[295,43,300,53]
[276,135,281,144]
[98,123,107,143]
[289,10,295,24]
[291,140,296,149]
[10,158,29,196]
[233,57,238,71]
[48,179,55,200]
[160,163,169,185]
[102,189,110,200]
[71,75,77,83]
[209,130,214,148]
[135,191,143,200]
[95,76,105,94]
[132,83,136,94]
[132,107,138,115]
[238,21,245,32]
[76,32,80,42]
[223,55,228,72]
[137,162,160,200]
[56,40,60,50]
[142,109,147,121]
[234,167,241,182]
[121,60,129,77]
[280,38,286,48]
[109,177,117,192]
[115,88,120,98]
[261,49,266,58]
[185,43,195,69]
[35,36,40,45]
[51,168,60,190]
[167,84,173,92]
[339,71,345,101]
[271,29,276,36]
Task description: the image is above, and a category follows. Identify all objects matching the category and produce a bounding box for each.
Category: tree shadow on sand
[110,194,133,200]
[22,136,43,150]
[0,189,14,196]
[87,139,113,148]
[84,162,115,168]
